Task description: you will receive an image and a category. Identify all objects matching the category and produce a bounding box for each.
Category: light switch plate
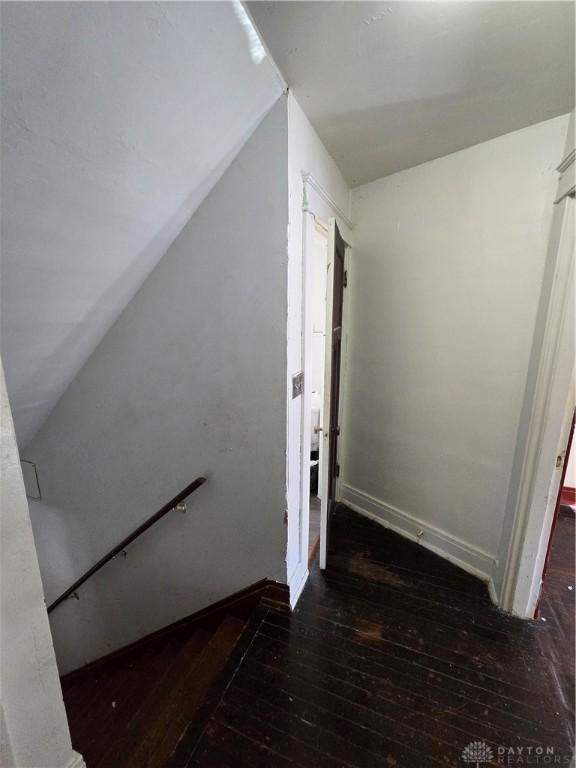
[292,371,304,399]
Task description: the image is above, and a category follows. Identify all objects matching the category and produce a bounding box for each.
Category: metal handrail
[47,476,207,613]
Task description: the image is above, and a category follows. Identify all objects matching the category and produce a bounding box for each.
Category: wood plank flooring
[174,505,575,767]
[62,618,247,767]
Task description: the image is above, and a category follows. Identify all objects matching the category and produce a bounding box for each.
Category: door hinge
[343,270,348,287]
[556,454,564,469]
[335,463,341,478]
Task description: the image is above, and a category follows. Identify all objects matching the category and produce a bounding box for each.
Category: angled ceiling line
[241,1,288,94]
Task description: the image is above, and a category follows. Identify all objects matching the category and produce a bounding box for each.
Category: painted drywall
[249,1,574,185]
[286,94,351,596]
[343,115,569,580]
[1,1,282,448]
[24,99,289,674]
[0,360,82,768]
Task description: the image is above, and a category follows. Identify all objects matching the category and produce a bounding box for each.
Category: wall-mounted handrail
[47,476,207,613]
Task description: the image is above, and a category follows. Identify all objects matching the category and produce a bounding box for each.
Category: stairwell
[61,587,288,768]
[43,474,289,768]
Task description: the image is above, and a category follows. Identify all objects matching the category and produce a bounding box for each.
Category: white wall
[286,94,351,598]
[343,115,569,581]
[23,99,289,674]
[1,2,282,448]
[0,361,82,768]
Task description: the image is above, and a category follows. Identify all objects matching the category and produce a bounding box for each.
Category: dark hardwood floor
[62,617,248,768]
[174,505,575,768]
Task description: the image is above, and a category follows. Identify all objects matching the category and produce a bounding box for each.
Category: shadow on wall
[15,119,274,453]
[1,0,284,449]
[24,97,290,675]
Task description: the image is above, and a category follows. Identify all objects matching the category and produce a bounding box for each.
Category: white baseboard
[341,484,496,586]
[66,751,86,768]
[487,577,499,607]
[288,562,309,609]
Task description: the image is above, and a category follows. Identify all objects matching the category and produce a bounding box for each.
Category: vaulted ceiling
[1,2,282,447]
[249,1,575,186]
[3,2,573,447]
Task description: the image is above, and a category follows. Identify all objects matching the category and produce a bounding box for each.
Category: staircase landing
[175,505,574,767]
[63,505,574,766]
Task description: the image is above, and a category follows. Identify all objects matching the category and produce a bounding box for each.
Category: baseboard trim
[341,484,496,584]
[289,562,309,609]
[487,577,499,608]
[61,578,288,685]
[66,751,86,768]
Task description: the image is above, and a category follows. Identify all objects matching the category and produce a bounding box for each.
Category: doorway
[307,218,328,565]
[534,412,575,714]
[500,197,574,617]
[302,215,347,571]
[537,413,575,617]
[319,220,346,570]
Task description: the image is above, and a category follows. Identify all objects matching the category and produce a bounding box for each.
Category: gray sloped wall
[24,97,289,674]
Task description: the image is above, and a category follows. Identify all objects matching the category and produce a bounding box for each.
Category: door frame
[294,173,352,604]
[319,218,346,570]
[535,411,574,617]
[498,180,575,616]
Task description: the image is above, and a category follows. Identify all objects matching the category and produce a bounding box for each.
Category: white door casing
[319,218,337,570]
[498,112,575,617]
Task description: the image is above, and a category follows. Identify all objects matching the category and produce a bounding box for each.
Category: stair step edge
[124,615,247,768]
[93,627,216,768]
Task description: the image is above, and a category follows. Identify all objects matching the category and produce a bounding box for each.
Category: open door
[319,219,346,570]
[535,411,575,617]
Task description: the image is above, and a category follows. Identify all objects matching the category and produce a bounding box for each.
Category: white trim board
[496,114,574,616]
[498,198,575,615]
[67,751,87,768]
[341,484,496,586]
[288,561,309,609]
[302,172,354,231]
[487,578,499,607]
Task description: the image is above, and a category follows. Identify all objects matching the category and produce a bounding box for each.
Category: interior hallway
[175,506,575,767]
